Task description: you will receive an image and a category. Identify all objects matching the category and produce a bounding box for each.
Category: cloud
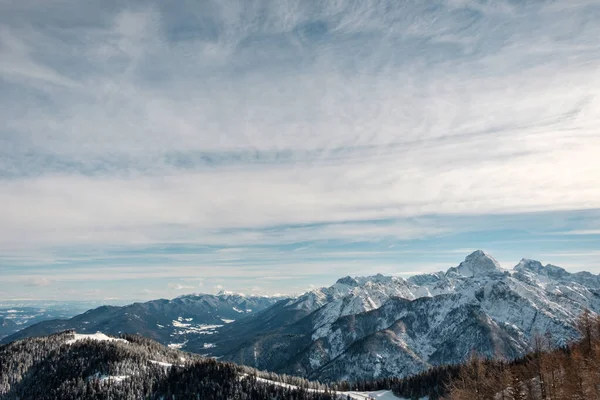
[1,0,600,298]
[167,282,195,291]
[558,230,600,236]
[213,285,224,292]
[24,277,52,287]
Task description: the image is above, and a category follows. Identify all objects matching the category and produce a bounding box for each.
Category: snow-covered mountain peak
[450,250,503,277]
[544,264,569,278]
[407,272,444,286]
[514,258,544,273]
[335,276,360,287]
[514,259,571,281]
[216,290,246,298]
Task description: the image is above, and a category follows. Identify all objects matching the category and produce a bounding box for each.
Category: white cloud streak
[1,0,599,260]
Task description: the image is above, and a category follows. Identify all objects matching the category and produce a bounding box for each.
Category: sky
[1,0,599,301]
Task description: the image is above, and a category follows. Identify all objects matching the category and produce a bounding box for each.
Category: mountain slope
[203,251,598,382]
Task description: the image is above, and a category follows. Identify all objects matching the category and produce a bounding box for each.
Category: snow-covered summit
[514,258,569,278]
[216,290,246,297]
[448,250,503,277]
[514,258,545,273]
[335,276,360,287]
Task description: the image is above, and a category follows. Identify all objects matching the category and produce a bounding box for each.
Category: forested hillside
[0,331,336,400]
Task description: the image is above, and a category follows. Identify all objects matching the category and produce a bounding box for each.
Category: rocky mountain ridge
[200,250,599,382]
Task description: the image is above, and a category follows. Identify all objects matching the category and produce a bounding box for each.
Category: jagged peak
[514,258,544,273]
[514,259,568,278]
[449,250,503,277]
[407,272,444,286]
[335,276,360,287]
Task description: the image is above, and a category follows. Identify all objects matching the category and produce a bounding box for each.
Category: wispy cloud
[167,283,195,291]
[558,230,600,236]
[24,277,52,287]
[1,0,599,299]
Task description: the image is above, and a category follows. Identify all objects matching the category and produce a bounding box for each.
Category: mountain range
[200,250,598,381]
[1,292,283,349]
[4,250,599,383]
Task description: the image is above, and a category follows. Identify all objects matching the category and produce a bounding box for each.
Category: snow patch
[168,341,187,349]
[343,390,410,400]
[90,373,129,383]
[149,360,173,368]
[241,374,404,399]
[171,321,223,335]
[66,332,127,345]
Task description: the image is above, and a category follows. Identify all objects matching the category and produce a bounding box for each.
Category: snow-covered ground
[66,332,127,345]
[96,374,129,383]
[341,390,418,400]
[149,360,173,368]
[247,375,408,399]
[171,319,222,335]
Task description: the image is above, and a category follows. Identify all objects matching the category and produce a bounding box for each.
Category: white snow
[90,373,129,383]
[221,318,235,323]
[66,332,127,345]
[342,390,410,400]
[171,320,223,335]
[149,360,173,368]
[243,374,405,399]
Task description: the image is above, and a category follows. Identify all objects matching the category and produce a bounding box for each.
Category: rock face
[201,250,599,382]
